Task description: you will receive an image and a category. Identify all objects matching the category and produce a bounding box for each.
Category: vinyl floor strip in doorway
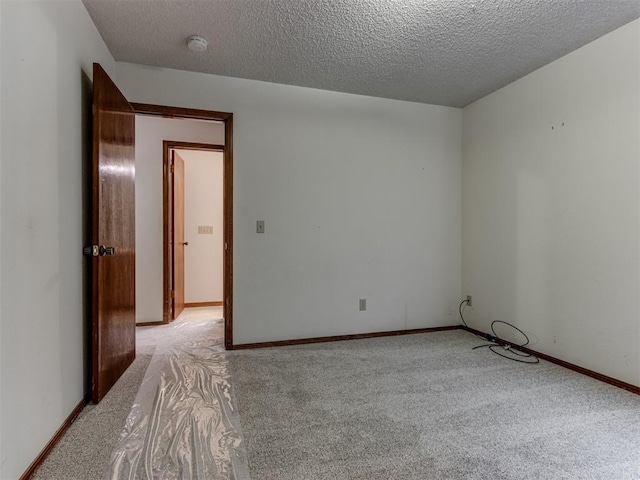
[106,312,250,479]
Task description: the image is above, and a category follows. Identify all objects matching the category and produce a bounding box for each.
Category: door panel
[172,152,186,319]
[91,63,136,403]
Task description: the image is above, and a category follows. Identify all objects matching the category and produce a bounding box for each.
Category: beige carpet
[32,346,154,480]
[228,330,640,480]
[30,322,640,480]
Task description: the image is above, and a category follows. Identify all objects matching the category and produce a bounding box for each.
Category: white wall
[0,2,4,472]
[117,63,463,344]
[135,116,224,323]
[178,149,224,303]
[462,20,640,387]
[0,1,115,477]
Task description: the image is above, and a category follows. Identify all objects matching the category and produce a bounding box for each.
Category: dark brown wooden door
[91,63,136,403]
[172,152,186,319]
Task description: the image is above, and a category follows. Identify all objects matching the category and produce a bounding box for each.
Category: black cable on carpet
[459,299,539,364]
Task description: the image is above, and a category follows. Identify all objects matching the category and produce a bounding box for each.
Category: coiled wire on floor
[459,299,539,364]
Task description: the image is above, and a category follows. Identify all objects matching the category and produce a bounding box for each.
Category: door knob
[182,242,189,246]
[84,245,116,256]
[99,245,116,256]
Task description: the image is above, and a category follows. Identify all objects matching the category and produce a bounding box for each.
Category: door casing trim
[132,103,234,349]
[163,141,224,322]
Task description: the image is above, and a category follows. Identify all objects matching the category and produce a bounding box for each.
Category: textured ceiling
[82,0,640,107]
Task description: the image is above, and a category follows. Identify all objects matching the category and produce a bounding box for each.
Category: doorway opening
[166,143,224,321]
[133,104,234,349]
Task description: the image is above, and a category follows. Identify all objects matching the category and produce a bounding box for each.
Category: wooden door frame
[132,103,234,349]
[165,142,225,322]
